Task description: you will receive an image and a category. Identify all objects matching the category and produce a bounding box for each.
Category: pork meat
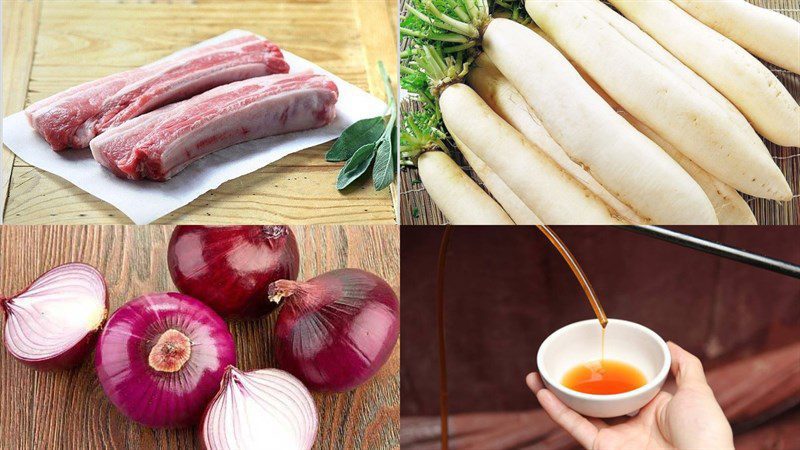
[26,33,289,151]
[89,72,339,181]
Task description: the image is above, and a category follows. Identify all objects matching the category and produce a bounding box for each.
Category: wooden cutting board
[1,0,398,224]
[0,224,400,449]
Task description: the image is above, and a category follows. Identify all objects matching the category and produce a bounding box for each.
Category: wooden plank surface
[2,0,398,224]
[0,224,400,449]
[399,0,800,225]
[1,0,40,223]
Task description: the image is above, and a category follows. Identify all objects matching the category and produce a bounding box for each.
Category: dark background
[400,226,800,416]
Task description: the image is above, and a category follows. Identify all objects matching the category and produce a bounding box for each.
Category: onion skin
[168,225,300,319]
[1,263,108,370]
[95,292,236,428]
[201,367,318,450]
[270,268,400,392]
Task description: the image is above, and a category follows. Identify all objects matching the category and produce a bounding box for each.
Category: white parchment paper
[2,30,386,224]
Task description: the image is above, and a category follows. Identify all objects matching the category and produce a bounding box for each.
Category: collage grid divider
[398,0,800,225]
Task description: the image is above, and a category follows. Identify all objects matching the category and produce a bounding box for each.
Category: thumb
[667,341,708,388]
[651,391,675,444]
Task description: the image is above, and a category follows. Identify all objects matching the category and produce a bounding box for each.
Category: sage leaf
[391,121,398,165]
[372,136,394,191]
[326,116,385,162]
[336,142,376,190]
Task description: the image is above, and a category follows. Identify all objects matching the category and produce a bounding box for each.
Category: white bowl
[536,318,670,418]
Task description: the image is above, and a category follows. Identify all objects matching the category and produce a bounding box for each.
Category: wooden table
[1,0,398,224]
[0,225,400,449]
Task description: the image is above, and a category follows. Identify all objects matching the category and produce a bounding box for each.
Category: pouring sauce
[436,225,609,448]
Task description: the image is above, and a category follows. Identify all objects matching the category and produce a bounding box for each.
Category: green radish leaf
[336,143,376,190]
[372,136,394,191]
[326,117,385,162]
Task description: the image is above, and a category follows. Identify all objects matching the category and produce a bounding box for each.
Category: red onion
[168,225,300,318]
[95,292,236,428]
[269,268,399,392]
[1,263,108,370]
[201,367,318,449]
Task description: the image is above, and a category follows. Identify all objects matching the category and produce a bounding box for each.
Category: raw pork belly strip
[25,33,289,151]
[90,72,339,181]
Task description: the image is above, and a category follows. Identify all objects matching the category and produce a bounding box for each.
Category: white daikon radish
[621,112,757,225]
[417,151,514,225]
[452,136,542,225]
[576,56,757,224]
[580,0,755,137]
[439,83,622,225]
[673,0,800,75]
[528,0,791,200]
[482,18,717,224]
[466,54,645,224]
[610,0,800,148]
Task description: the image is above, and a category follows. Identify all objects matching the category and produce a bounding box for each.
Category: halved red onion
[269,268,400,392]
[95,292,236,428]
[168,225,300,319]
[1,262,108,370]
[202,367,318,450]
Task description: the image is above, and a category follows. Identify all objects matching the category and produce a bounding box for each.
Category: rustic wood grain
[398,0,800,225]
[353,0,401,222]
[2,0,396,224]
[1,0,41,223]
[5,148,393,224]
[0,224,400,449]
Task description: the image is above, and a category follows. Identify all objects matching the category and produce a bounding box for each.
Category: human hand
[526,341,734,450]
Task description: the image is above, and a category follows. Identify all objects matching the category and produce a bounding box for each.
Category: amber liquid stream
[535,225,608,329]
[437,226,616,449]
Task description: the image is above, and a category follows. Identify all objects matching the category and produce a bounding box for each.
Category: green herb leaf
[326,116,385,162]
[336,142,377,190]
[328,60,397,191]
[391,120,398,166]
[372,135,394,191]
